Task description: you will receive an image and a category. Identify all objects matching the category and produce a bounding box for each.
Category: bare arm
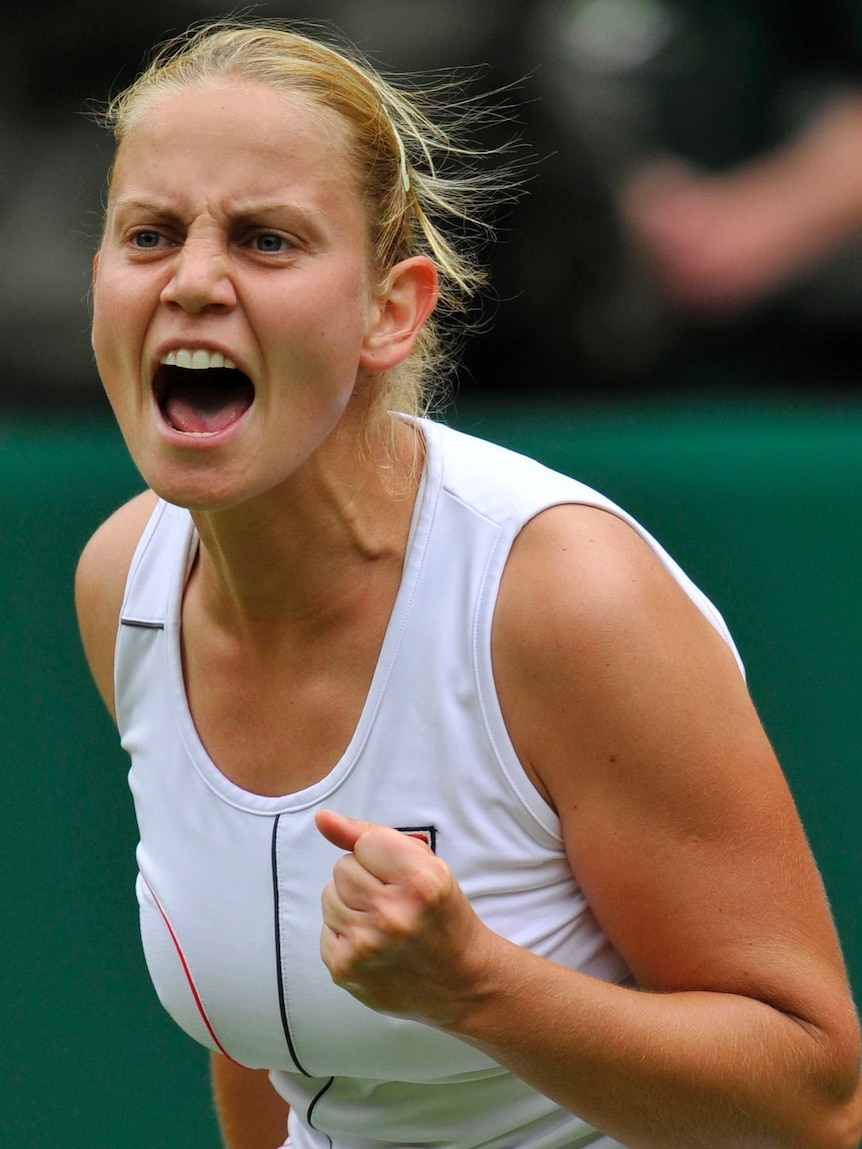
[622,91,862,313]
[317,505,862,1149]
[467,505,862,1147]
[211,1053,290,1149]
[74,489,158,719]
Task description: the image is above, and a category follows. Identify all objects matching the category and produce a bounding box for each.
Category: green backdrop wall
[2,397,860,1147]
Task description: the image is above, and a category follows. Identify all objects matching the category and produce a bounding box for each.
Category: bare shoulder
[492,501,739,785]
[494,500,729,670]
[493,501,754,818]
[75,490,159,719]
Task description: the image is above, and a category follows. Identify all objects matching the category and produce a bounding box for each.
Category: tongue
[165,377,253,435]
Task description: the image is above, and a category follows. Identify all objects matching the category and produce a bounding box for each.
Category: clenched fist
[316,809,497,1031]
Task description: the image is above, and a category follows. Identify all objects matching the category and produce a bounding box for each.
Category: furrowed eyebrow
[110,198,184,225]
[107,196,329,252]
[111,197,316,229]
[220,201,327,248]
[224,200,317,229]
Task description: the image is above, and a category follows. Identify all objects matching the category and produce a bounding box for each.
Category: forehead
[109,77,360,212]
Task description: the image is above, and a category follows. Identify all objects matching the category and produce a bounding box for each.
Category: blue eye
[133,230,162,249]
[255,233,287,253]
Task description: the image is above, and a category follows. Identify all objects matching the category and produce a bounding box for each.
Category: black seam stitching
[271,814,313,1078]
[307,1076,335,1144]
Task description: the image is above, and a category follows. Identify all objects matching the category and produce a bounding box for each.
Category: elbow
[782,1082,862,1149]
[818,1080,862,1149]
[807,1030,862,1149]
[780,1002,862,1149]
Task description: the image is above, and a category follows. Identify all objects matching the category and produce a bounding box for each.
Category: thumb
[315,809,374,853]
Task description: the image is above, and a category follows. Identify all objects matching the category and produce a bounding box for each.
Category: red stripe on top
[140,872,241,1065]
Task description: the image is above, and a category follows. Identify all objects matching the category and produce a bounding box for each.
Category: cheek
[91,267,120,354]
[91,269,144,375]
[270,277,371,379]
[90,295,143,429]
[90,292,109,364]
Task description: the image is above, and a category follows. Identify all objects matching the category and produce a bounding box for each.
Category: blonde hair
[99,19,517,421]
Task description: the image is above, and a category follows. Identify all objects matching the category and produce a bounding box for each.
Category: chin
[140,451,256,515]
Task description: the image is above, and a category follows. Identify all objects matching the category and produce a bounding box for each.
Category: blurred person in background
[513,0,862,392]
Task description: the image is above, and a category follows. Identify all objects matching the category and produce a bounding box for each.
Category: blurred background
[2,2,862,1146]
[4,0,862,402]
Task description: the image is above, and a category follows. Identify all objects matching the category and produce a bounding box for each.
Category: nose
[160,237,237,314]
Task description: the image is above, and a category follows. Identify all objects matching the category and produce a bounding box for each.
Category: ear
[359,256,439,373]
[91,251,100,288]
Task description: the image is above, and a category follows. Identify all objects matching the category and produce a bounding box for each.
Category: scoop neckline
[163,418,439,816]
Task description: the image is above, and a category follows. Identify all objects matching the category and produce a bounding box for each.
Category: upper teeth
[161,349,237,370]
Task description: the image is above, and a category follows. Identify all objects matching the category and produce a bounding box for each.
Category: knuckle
[375,899,412,940]
[406,857,450,907]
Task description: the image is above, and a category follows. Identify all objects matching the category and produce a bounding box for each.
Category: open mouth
[154,351,255,436]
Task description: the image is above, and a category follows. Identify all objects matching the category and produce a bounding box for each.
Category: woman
[75,21,862,1149]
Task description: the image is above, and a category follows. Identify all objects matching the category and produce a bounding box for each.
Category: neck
[187,415,423,634]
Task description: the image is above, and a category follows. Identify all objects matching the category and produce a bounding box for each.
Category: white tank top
[115,417,741,1149]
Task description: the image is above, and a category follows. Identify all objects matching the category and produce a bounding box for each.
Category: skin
[622,93,862,315]
[78,75,862,1149]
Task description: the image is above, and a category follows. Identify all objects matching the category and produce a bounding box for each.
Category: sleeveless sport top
[115,417,742,1149]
